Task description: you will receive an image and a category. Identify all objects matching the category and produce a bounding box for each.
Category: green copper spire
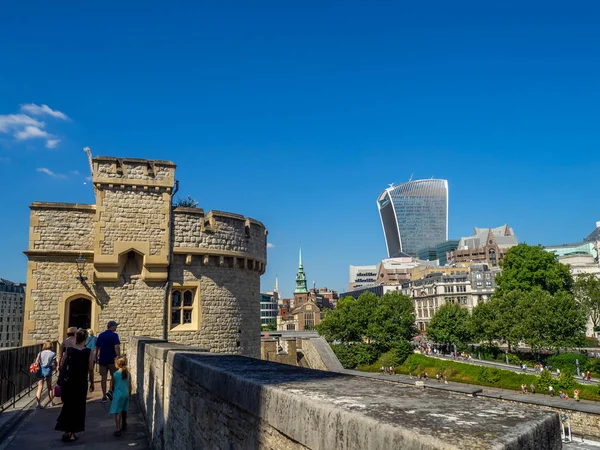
[294,245,308,293]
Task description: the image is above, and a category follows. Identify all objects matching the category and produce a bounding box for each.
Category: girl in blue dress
[110,356,131,436]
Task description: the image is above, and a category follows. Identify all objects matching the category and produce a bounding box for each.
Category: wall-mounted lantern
[76,253,87,283]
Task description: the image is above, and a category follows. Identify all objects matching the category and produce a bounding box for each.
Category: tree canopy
[318,291,416,369]
[495,244,573,295]
[574,273,600,331]
[318,291,415,347]
[426,303,472,347]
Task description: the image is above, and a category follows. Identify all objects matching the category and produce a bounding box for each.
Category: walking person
[548,385,554,397]
[95,321,121,402]
[110,356,132,437]
[587,371,591,381]
[530,384,536,394]
[55,328,94,442]
[60,327,77,359]
[34,340,57,408]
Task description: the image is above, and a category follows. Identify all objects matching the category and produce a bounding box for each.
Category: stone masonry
[129,337,562,450]
[23,156,266,357]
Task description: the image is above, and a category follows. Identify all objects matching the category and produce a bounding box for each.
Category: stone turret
[23,155,266,357]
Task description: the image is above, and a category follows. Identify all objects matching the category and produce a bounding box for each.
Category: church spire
[294,245,308,293]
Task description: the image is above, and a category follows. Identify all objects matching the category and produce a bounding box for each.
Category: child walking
[110,356,131,437]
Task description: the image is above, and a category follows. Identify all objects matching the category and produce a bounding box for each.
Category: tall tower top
[294,245,308,294]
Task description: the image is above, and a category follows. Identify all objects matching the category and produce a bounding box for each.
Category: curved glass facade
[377,179,448,257]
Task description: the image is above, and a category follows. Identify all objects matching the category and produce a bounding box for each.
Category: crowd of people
[30,320,131,443]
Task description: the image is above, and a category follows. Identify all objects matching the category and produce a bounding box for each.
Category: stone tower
[23,156,267,357]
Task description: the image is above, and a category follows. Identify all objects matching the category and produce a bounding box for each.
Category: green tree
[495,244,573,295]
[470,301,497,346]
[486,290,524,351]
[174,195,199,208]
[367,291,416,348]
[426,303,472,347]
[261,322,277,332]
[537,369,555,392]
[318,292,416,369]
[574,273,600,333]
[516,288,587,352]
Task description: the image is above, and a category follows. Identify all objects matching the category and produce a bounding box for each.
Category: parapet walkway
[0,381,148,450]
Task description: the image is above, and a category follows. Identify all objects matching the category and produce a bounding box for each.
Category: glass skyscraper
[377,179,448,257]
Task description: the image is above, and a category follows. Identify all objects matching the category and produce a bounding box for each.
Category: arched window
[489,249,497,267]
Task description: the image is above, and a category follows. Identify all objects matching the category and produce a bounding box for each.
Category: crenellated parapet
[173,207,267,274]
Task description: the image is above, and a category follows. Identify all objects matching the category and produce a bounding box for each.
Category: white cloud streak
[0,104,68,150]
[36,167,66,178]
[0,114,43,132]
[20,104,69,120]
[15,126,51,140]
[267,243,275,248]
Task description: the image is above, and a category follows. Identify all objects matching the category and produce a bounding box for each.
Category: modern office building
[0,278,25,348]
[377,179,448,257]
[260,293,278,327]
[416,240,460,266]
[348,265,378,291]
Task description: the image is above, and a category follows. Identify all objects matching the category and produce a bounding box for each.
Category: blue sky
[1,1,599,295]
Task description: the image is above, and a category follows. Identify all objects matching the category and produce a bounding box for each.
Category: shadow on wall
[130,337,345,450]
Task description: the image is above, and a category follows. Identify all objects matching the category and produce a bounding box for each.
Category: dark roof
[389,251,412,258]
[584,225,600,243]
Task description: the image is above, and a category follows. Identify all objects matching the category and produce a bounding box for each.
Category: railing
[0,344,45,409]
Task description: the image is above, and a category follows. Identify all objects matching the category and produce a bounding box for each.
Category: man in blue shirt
[95,320,121,403]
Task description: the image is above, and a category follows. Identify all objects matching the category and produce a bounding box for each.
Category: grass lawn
[358,353,600,402]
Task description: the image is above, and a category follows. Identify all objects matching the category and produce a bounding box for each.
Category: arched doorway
[68,298,92,330]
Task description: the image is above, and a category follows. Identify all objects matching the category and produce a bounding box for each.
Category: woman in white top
[35,340,57,409]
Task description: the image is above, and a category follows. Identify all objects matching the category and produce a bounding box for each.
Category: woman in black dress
[55,328,95,442]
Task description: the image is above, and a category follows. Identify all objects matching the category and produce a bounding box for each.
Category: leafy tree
[495,244,573,295]
[470,301,498,346]
[574,273,600,333]
[518,288,587,352]
[537,369,555,392]
[174,195,199,208]
[367,291,416,347]
[485,290,524,351]
[319,292,416,369]
[426,303,472,347]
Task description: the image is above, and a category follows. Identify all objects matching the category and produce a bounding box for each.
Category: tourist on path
[35,340,57,408]
[85,329,97,353]
[548,385,554,397]
[55,328,94,442]
[587,371,591,381]
[110,356,132,436]
[95,320,121,403]
[60,327,77,359]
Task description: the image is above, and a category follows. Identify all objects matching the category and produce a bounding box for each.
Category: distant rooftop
[584,221,600,242]
[458,224,518,250]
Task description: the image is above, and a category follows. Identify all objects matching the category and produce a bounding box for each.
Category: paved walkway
[0,381,148,450]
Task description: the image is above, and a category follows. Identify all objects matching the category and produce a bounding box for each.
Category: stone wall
[298,339,328,371]
[29,203,95,252]
[130,337,562,450]
[168,255,261,357]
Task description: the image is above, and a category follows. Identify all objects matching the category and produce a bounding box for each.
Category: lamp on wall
[75,253,87,283]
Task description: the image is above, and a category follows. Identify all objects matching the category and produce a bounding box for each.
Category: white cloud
[0,104,68,150]
[267,243,275,248]
[36,167,66,178]
[15,126,51,140]
[46,139,60,149]
[0,114,43,132]
[0,156,10,163]
[20,104,68,120]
